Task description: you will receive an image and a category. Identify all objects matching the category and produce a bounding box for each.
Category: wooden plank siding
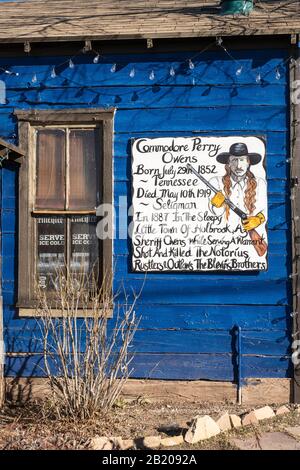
[0,1,298,42]
[0,44,293,381]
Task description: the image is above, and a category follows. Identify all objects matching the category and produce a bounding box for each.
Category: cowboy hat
[216,142,262,165]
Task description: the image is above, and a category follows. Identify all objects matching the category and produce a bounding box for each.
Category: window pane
[37,216,66,291]
[36,129,65,209]
[70,215,99,279]
[69,129,100,210]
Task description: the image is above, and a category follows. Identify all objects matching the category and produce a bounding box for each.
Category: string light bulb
[69,59,75,69]
[129,68,135,78]
[275,67,281,80]
[93,54,100,64]
[236,66,243,77]
[51,67,57,78]
[189,59,195,70]
[169,66,176,77]
[110,63,117,73]
[149,70,155,81]
[255,72,262,84]
[31,73,37,83]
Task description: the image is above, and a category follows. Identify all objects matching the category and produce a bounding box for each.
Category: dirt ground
[0,398,300,450]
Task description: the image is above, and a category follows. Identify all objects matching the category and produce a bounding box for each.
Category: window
[15,109,114,316]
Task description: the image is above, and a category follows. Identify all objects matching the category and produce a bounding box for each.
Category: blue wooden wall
[0,45,293,381]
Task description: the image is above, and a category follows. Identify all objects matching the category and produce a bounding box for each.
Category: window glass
[70,215,100,280]
[69,129,100,210]
[36,129,65,209]
[37,216,66,290]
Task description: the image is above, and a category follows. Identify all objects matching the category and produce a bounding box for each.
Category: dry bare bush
[35,268,140,420]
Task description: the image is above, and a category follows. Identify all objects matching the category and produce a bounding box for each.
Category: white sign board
[132,136,268,272]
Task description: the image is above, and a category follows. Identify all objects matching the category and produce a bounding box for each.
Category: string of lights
[0,36,297,106]
[0,41,216,83]
[0,41,217,105]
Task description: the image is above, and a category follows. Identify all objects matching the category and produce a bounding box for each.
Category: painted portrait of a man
[209,142,267,234]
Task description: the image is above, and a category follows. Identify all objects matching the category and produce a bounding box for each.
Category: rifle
[187,163,267,257]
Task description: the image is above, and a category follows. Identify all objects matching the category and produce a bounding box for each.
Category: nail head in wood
[24,41,31,53]
[147,38,153,49]
[83,40,92,53]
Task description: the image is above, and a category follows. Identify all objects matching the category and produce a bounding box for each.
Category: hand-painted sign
[132,136,268,272]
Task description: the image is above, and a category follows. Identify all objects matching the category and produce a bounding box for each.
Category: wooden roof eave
[0,28,298,45]
[0,0,298,43]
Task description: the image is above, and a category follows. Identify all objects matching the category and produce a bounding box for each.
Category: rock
[184,415,220,444]
[113,437,128,450]
[229,414,242,428]
[161,435,184,447]
[231,432,300,450]
[253,406,275,421]
[276,405,290,416]
[90,436,127,450]
[286,426,300,439]
[90,436,113,450]
[120,439,135,450]
[216,412,232,432]
[241,411,259,426]
[143,436,161,449]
